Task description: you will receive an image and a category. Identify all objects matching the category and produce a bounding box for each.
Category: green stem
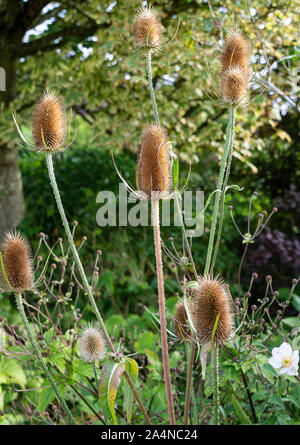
[210,108,236,273]
[147,50,160,125]
[212,344,219,425]
[183,341,195,424]
[174,193,198,281]
[15,292,76,424]
[93,362,98,386]
[45,152,151,425]
[204,106,236,276]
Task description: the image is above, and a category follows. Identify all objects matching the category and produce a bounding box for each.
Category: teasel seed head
[0,231,34,292]
[194,276,233,345]
[79,325,106,362]
[174,301,191,340]
[133,6,164,49]
[220,32,250,105]
[32,91,66,151]
[136,123,171,199]
[221,31,250,76]
[221,66,248,105]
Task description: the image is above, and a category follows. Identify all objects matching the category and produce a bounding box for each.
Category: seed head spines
[32,91,66,151]
[194,276,233,345]
[133,6,164,49]
[0,231,34,292]
[136,123,170,198]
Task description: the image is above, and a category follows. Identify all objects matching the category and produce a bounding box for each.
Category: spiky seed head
[136,123,170,198]
[174,301,191,339]
[133,6,164,49]
[194,276,233,345]
[79,325,106,362]
[220,31,250,76]
[0,231,34,292]
[221,66,248,104]
[32,91,66,151]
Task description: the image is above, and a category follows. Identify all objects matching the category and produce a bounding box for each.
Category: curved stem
[147,50,160,125]
[15,292,76,424]
[183,341,196,424]
[46,152,151,425]
[152,198,175,425]
[204,106,236,276]
[212,344,219,425]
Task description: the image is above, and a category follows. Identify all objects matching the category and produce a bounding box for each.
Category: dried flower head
[0,231,34,292]
[221,66,248,104]
[32,91,66,151]
[220,32,250,105]
[221,31,250,76]
[194,276,233,345]
[79,325,106,362]
[174,301,191,339]
[133,6,164,49]
[136,123,170,198]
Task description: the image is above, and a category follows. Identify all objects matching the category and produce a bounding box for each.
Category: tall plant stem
[204,106,236,275]
[46,152,151,425]
[174,193,198,281]
[147,50,160,125]
[212,344,220,425]
[152,198,175,425]
[183,341,196,424]
[15,292,76,424]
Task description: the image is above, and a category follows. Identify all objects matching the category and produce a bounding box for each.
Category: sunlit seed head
[133,6,164,49]
[221,31,250,76]
[32,91,66,151]
[221,66,248,105]
[79,325,106,362]
[136,123,171,199]
[0,231,34,292]
[194,276,233,345]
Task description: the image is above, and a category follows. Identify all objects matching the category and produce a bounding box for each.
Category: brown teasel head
[221,66,248,105]
[194,276,233,345]
[133,6,164,49]
[136,123,171,199]
[32,91,66,151]
[220,32,250,105]
[220,31,250,76]
[174,301,191,340]
[0,231,34,292]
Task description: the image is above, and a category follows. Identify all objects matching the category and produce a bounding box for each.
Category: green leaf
[123,358,139,424]
[0,358,27,388]
[231,394,251,424]
[282,317,300,328]
[98,361,125,425]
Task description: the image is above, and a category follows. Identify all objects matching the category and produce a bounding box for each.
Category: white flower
[268,342,299,376]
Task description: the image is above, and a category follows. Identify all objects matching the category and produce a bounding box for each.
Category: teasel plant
[13,92,151,425]
[132,5,179,424]
[113,5,182,424]
[0,231,76,424]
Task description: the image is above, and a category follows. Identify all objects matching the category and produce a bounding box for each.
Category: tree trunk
[0,42,25,235]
